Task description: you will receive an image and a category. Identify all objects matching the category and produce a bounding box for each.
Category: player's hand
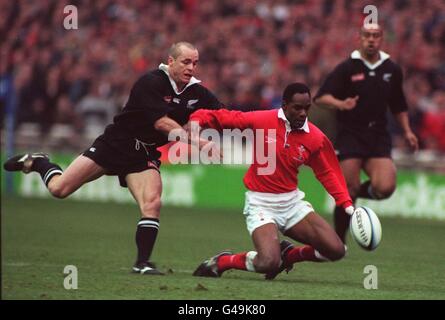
[404,130,419,152]
[198,139,223,161]
[340,96,359,111]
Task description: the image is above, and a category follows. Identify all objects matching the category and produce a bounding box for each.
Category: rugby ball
[350,206,382,251]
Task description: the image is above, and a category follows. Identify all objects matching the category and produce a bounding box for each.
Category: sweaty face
[360,26,383,58]
[283,93,311,130]
[168,47,199,90]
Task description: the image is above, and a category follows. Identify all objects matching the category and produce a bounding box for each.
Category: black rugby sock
[31,158,63,187]
[135,218,159,264]
[334,206,351,243]
[357,180,376,199]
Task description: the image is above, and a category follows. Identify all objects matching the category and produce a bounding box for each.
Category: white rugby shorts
[243,189,314,235]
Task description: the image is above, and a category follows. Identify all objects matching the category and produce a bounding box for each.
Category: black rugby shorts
[82,135,161,187]
[335,127,392,161]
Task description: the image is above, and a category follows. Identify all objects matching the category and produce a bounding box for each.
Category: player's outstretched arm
[154,115,186,137]
[156,115,222,159]
[314,94,359,111]
[306,136,353,211]
[189,109,254,131]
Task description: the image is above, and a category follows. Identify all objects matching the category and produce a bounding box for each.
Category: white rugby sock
[314,250,330,261]
[245,251,258,272]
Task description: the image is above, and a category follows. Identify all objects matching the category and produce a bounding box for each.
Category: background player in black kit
[314,24,418,243]
[3,42,222,275]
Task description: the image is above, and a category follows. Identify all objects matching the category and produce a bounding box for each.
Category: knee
[255,255,281,274]
[372,184,395,200]
[325,242,346,261]
[140,195,162,218]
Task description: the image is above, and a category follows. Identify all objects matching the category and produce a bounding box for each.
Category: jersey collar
[278,108,310,133]
[158,63,202,95]
[351,50,390,70]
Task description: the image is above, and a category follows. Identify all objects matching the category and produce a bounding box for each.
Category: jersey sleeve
[127,76,171,126]
[190,109,255,130]
[388,65,408,114]
[199,87,224,110]
[306,135,353,209]
[315,61,349,100]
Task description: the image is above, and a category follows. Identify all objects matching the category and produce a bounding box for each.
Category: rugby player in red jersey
[190,83,354,280]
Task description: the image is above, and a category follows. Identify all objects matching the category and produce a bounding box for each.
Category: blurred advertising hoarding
[2,152,444,220]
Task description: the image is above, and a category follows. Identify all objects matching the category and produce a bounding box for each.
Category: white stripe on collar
[350,50,390,70]
[278,108,310,133]
[158,63,201,95]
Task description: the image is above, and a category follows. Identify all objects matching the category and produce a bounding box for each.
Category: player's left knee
[328,243,346,261]
[373,184,395,199]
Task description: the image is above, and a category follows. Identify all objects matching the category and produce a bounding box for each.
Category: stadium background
[1,0,444,300]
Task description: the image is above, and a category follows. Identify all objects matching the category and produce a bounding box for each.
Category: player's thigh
[284,212,344,255]
[339,158,363,197]
[363,158,396,190]
[251,223,281,261]
[126,169,163,212]
[50,155,106,193]
[340,158,363,184]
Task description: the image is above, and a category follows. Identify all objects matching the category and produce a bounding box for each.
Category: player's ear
[167,55,175,65]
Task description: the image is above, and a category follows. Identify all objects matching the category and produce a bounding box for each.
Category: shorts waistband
[246,189,303,202]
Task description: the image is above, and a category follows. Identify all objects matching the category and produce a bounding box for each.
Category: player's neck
[176,82,186,92]
[359,49,380,64]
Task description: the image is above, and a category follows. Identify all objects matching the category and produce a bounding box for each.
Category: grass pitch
[2,196,445,300]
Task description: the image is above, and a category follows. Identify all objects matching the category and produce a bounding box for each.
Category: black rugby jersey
[106,65,222,147]
[315,50,408,129]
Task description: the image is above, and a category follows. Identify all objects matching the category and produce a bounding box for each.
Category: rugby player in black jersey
[4,42,223,275]
[314,24,418,243]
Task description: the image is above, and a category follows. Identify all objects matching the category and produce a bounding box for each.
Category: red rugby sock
[217,252,248,272]
[285,245,323,263]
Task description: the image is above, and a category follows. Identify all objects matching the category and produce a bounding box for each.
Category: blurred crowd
[1,0,445,153]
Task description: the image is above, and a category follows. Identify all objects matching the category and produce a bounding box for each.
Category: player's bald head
[168,42,197,59]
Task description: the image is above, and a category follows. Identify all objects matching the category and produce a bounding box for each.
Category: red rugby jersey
[190,109,352,209]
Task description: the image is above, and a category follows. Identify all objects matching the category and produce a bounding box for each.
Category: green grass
[2,196,445,300]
